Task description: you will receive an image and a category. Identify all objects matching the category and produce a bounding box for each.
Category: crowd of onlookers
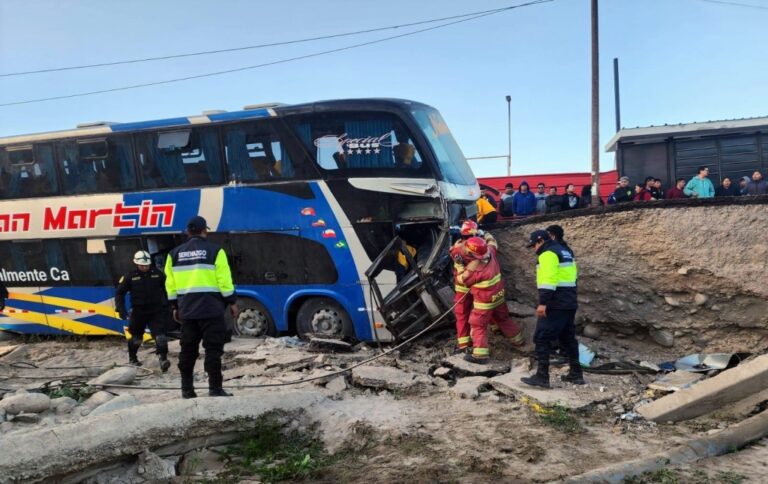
[475,167,768,224]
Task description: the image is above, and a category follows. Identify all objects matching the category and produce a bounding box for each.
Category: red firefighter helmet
[460,220,478,238]
[463,236,488,259]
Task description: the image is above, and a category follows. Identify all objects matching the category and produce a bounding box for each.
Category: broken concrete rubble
[449,377,488,400]
[647,371,705,392]
[325,375,348,393]
[637,354,768,422]
[490,367,594,410]
[441,354,510,377]
[351,366,431,391]
[90,394,139,417]
[50,397,78,415]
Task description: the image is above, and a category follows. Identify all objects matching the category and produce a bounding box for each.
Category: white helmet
[133,250,152,265]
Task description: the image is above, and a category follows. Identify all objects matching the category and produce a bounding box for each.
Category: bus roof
[0,98,431,147]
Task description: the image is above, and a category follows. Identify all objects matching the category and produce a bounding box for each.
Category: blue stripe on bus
[75,314,125,333]
[0,323,69,335]
[111,117,191,132]
[207,109,272,122]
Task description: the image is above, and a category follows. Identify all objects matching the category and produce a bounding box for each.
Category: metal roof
[605,116,768,153]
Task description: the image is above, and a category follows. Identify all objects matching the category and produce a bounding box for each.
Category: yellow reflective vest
[536,240,578,310]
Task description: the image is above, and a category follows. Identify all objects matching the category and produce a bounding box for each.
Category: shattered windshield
[411,107,476,186]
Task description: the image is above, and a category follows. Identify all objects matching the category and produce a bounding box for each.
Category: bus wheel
[296,298,352,340]
[233,299,276,338]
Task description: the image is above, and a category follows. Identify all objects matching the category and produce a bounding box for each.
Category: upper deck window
[136,127,224,188]
[223,121,296,182]
[0,144,59,199]
[56,136,137,194]
[293,113,426,174]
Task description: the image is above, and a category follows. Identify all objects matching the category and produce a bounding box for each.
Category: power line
[696,0,768,10]
[1,3,534,78]
[0,0,553,108]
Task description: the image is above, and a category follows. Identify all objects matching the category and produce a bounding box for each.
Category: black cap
[527,230,550,247]
[187,215,209,234]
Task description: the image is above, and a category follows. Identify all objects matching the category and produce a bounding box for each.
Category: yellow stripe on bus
[9,292,119,318]
[0,309,121,336]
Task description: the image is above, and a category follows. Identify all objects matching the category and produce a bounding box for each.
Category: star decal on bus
[300,207,316,216]
[311,219,326,227]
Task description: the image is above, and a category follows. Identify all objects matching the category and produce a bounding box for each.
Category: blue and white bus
[0,98,479,341]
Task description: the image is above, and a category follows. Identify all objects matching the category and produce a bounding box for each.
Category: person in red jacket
[633,183,653,201]
[457,236,524,364]
[450,220,479,352]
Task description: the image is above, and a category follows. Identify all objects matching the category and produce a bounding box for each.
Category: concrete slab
[637,354,768,422]
[308,338,353,353]
[441,354,510,377]
[351,366,431,391]
[489,367,595,409]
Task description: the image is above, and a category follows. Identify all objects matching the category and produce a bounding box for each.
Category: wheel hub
[236,308,268,337]
[310,308,343,336]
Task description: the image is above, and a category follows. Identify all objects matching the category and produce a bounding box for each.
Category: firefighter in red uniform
[457,236,524,364]
[450,220,479,352]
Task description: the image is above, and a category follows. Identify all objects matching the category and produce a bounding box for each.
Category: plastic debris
[579,343,595,367]
[675,353,741,373]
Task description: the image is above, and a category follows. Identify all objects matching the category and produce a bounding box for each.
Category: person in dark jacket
[611,176,634,203]
[646,177,661,200]
[745,171,768,195]
[666,178,687,199]
[512,181,537,217]
[653,179,665,199]
[560,183,580,210]
[546,187,562,214]
[166,216,239,398]
[521,230,582,389]
[115,251,171,370]
[715,177,741,197]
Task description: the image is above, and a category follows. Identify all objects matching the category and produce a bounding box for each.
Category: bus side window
[0,144,58,199]
[136,128,223,189]
[57,137,137,195]
[224,121,294,182]
[60,239,111,285]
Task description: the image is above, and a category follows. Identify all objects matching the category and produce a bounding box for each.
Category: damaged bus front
[279,99,479,341]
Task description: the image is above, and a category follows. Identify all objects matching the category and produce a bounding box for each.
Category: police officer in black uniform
[115,250,171,371]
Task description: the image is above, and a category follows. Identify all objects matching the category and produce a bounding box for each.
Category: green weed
[538,404,585,434]
[623,467,680,483]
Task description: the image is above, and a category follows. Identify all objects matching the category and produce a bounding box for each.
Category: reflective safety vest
[535,240,578,310]
[457,247,506,310]
[165,236,237,320]
[450,240,471,293]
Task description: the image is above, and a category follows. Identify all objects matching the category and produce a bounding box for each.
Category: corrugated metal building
[605,117,768,186]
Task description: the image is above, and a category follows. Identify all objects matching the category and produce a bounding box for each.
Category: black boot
[561,359,585,385]
[521,361,550,389]
[127,340,142,366]
[463,353,489,365]
[181,374,196,399]
[209,388,233,397]
[158,355,171,373]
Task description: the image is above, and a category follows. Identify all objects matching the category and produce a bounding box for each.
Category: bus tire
[231,298,276,338]
[296,298,352,340]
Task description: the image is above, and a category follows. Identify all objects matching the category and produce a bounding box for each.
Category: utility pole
[613,57,621,133]
[506,95,512,176]
[590,0,600,206]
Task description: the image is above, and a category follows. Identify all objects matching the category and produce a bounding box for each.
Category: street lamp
[505,95,511,176]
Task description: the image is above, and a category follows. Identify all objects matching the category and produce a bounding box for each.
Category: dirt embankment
[493,200,768,353]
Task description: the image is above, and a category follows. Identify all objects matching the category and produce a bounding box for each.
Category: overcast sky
[1,0,766,177]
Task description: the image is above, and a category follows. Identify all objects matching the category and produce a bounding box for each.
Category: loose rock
[649,329,674,347]
[83,391,115,409]
[664,296,682,307]
[694,293,708,306]
[136,450,176,480]
[13,413,41,424]
[433,367,452,378]
[88,366,137,386]
[0,392,51,415]
[50,397,78,415]
[309,338,353,353]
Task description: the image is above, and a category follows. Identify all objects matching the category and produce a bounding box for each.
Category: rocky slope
[493,199,768,353]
